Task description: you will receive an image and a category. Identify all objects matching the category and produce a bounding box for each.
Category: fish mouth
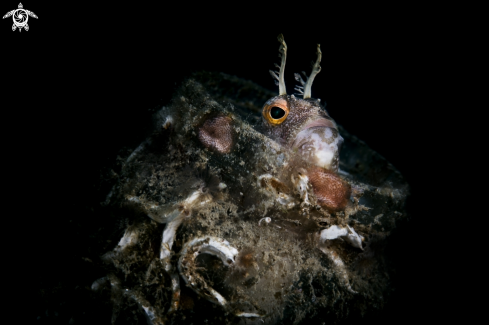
[301,117,337,131]
[291,117,338,147]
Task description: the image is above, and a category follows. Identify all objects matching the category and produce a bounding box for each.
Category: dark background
[3,3,445,324]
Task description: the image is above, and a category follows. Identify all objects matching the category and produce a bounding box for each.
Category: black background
[3,2,447,324]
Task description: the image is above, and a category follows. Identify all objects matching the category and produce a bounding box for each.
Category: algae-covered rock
[92,70,409,325]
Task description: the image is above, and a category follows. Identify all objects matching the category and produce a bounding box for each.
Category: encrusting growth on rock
[308,166,351,212]
[92,34,409,325]
[198,116,234,154]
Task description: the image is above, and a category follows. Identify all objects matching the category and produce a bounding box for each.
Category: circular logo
[13,9,27,27]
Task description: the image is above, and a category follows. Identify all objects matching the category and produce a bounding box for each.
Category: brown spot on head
[198,116,234,154]
[308,166,351,212]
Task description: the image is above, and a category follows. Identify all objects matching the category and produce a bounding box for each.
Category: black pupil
[270,107,285,119]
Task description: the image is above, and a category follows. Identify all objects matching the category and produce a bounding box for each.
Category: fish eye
[270,107,286,119]
[262,101,289,125]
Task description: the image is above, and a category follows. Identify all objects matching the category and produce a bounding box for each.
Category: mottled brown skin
[308,166,351,212]
[198,116,233,154]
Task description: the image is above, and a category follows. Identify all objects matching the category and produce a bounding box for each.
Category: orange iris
[262,101,289,125]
